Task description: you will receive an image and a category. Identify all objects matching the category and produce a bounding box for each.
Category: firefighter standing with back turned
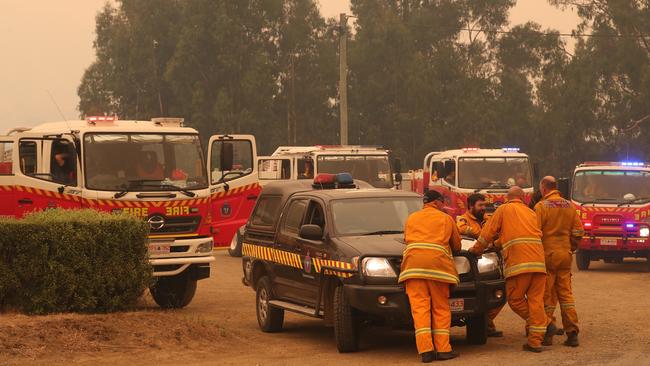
[456,193,503,337]
[534,176,583,347]
[469,186,556,352]
[400,190,461,363]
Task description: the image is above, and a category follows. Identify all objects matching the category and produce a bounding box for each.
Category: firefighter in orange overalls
[469,186,554,353]
[456,193,503,337]
[534,176,583,347]
[400,190,461,363]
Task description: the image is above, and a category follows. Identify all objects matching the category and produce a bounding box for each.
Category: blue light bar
[626,223,635,229]
[502,147,520,152]
[336,173,354,185]
[621,162,645,167]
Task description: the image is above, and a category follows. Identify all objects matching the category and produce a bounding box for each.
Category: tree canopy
[79,0,650,176]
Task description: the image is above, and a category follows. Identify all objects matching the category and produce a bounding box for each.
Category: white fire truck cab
[0,117,258,308]
[411,148,534,217]
[257,145,396,189]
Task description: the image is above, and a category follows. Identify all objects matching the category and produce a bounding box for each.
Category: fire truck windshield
[83,133,208,191]
[572,170,650,204]
[316,155,393,188]
[458,157,532,189]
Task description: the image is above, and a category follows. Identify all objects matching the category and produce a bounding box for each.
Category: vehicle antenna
[46,89,68,121]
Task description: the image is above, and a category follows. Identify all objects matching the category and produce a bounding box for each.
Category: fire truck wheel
[333,285,360,353]
[150,273,197,309]
[256,276,284,332]
[576,250,591,271]
[466,313,488,345]
[228,228,244,257]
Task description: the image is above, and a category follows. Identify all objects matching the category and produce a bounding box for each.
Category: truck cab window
[19,141,37,176]
[443,160,456,186]
[0,142,12,175]
[305,201,325,231]
[283,199,308,234]
[50,140,77,185]
[297,158,314,179]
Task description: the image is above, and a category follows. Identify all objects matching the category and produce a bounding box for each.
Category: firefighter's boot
[564,332,579,347]
[421,351,436,363]
[435,351,459,361]
[542,323,557,346]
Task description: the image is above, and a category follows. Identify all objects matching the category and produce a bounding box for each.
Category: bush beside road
[2,251,650,365]
[0,209,151,314]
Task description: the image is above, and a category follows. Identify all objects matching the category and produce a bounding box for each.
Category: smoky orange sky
[0,0,579,132]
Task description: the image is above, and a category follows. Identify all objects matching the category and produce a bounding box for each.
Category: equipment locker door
[208,134,260,246]
[14,135,83,217]
[0,138,16,218]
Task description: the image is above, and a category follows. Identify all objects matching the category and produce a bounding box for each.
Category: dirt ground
[2,250,650,366]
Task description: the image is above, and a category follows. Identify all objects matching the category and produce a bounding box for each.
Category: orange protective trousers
[544,251,579,334]
[506,272,548,348]
[405,279,452,354]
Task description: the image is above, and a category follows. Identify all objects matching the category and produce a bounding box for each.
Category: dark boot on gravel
[543,323,557,346]
[435,352,459,361]
[421,351,436,363]
[564,332,579,347]
[488,328,504,338]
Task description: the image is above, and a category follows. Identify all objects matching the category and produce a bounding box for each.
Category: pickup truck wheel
[466,313,488,345]
[576,250,590,270]
[333,285,360,353]
[256,277,284,332]
[228,228,244,257]
[150,273,197,309]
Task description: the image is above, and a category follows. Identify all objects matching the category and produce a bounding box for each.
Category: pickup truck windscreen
[331,197,421,236]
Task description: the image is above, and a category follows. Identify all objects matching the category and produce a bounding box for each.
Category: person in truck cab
[136,151,164,180]
[534,176,583,348]
[469,186,553,353]
[399,190,461,363]
[457,193,504,338]
[51,146,76,185]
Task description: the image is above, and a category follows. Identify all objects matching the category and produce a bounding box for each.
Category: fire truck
[0,117,258,308]
[227,145,399,257]
[569,161,650,271]
[409,148,534,217]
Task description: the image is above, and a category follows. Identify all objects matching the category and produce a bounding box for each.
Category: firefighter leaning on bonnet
[468,186,556,353]
[400,190,461,363]
[457,193,504,338]
[534,176,583,347]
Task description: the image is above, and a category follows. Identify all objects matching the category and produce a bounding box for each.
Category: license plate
[600,238,617,246]
[149,243,171,255]
[449,298,464,312]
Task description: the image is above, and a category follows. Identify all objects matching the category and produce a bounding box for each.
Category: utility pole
[287,54,297,145]
[339,13,349,146]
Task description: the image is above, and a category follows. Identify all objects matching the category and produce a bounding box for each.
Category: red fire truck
[0,117,258,307]
[409,148,534,217]
[570,161,650,271]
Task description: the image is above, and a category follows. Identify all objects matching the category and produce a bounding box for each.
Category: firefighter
[534,176,583,347]
[400,190,461,362]
[469,186,554,353]
[457,193,503,337]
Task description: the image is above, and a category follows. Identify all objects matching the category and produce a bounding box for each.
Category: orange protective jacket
[534,190,584,252]
[472,199,546,278]
[399,206,462,285]
[456,211,483,239]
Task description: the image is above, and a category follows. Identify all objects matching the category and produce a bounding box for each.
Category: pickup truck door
[0,138,16,218]
[208,135,260,246]
[13,135,83,217]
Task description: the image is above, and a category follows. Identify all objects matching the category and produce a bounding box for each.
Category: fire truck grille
[150,216,201,235]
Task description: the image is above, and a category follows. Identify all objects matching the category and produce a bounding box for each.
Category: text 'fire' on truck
[408,148,534,217]
[569,161,650,271]
[0,117,258,308]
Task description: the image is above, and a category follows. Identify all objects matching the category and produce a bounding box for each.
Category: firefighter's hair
[467,193,486,207]
[540,176,558,191]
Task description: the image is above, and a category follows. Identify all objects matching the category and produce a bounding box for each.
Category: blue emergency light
[621,162,645,167]
[502,147,520,152]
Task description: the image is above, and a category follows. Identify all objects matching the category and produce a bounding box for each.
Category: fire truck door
[0,138,16,218]
[208,135,260,246]
[14,136,83,217]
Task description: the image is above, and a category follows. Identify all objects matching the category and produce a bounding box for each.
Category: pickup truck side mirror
[299,224,323,241]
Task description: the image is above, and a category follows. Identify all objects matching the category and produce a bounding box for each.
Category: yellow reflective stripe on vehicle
[503,262,546,278]
[398,268,459,284]
[501,237,542,251]
[415,327,432,336]
[313,258,354,278]
[403,242,451,257]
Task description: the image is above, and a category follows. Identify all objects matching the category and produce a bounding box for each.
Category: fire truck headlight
[640,226,649,238]
[195,240,214,253]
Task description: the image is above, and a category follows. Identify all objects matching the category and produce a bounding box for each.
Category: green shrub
[0,209,151,314]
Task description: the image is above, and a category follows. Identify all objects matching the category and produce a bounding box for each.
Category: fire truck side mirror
[557,177,570,198]
[220,142,234,171]
[393,158,402,183]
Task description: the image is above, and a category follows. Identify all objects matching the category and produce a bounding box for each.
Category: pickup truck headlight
[478,252,500,273]
[454,257,471,275]
[362,257,397,277]
[640,226,650,238]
